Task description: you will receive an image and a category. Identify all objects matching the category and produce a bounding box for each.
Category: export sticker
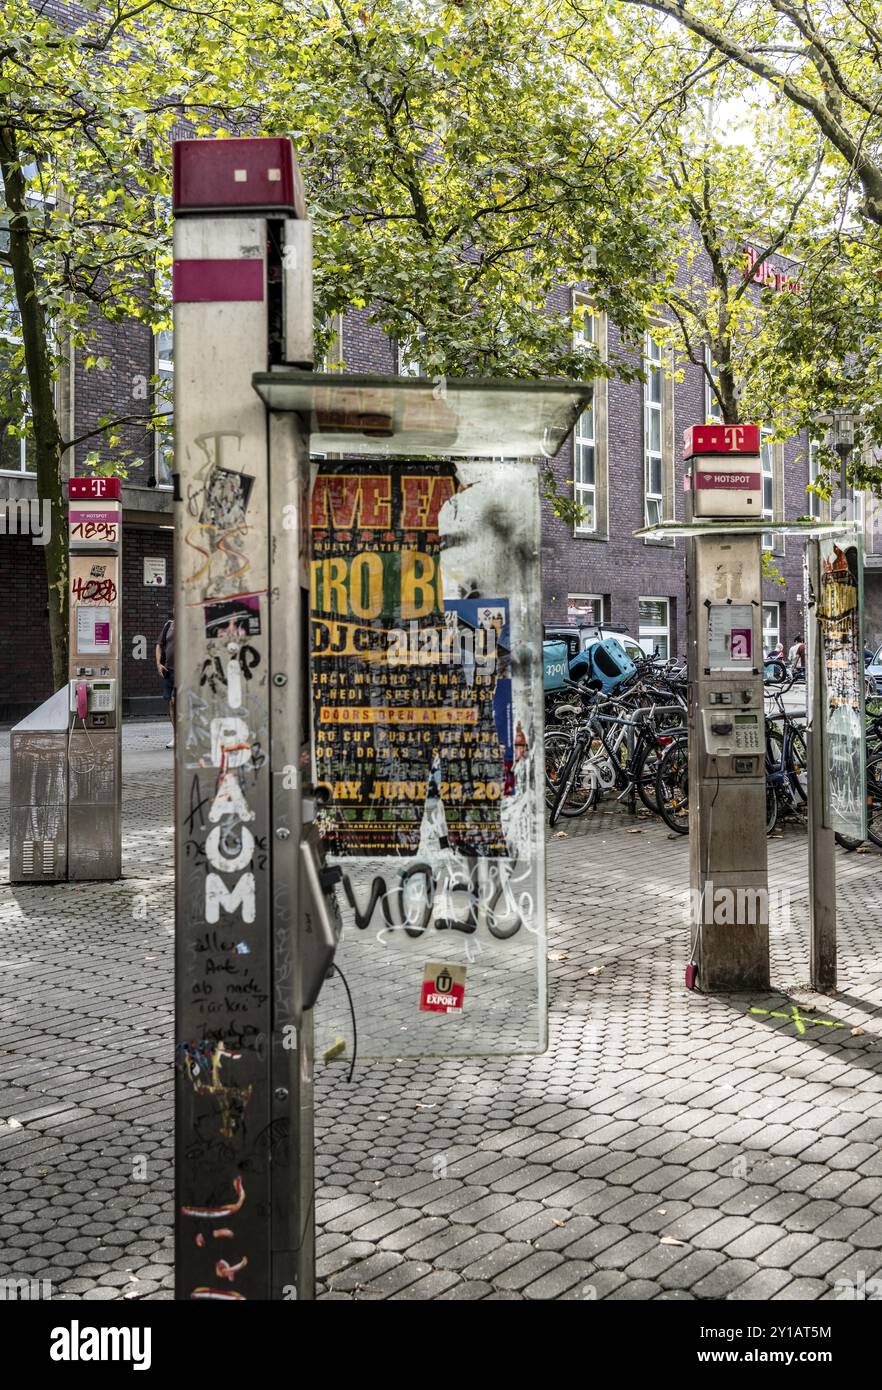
[420,963,466,1015]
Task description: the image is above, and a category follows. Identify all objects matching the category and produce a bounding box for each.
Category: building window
[567,593,604,624]
[704,346,723,423]
[397,331,426,378]
[852,486,865,537]
[154,329,173,488]
[763,602,781,654]
[572,302,607,537]
[808,440,822,520]
[0,325,35,475]
[644,332,664,528]
[0,259,34,474]
[573,407,596,536]
[639,597,670,659]
[322,313,344,372]
[1,160,50,475]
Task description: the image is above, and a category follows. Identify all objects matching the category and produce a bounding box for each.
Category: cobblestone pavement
[1,723,882,1301]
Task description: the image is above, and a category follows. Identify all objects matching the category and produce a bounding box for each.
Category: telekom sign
[683,424,760,457]
[68,477,122,500]
[683,422,762,519]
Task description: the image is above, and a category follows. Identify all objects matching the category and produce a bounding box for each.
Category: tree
[254,1,666,373]
[558,0,882,495]
[608,0,882,228]
[250,0,672,522]
[2,0,676,686]
[0,0,262,687]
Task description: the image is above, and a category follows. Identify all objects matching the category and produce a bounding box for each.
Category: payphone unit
[685,424,770,992]
[66,477,122,879]
[69,677,117,728]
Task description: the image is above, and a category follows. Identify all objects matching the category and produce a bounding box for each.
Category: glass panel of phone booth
[253,370,591,460]
[818,534,866,842]
[311,458,547,1058]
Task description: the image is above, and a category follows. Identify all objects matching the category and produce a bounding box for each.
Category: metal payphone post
[684,424,770,992]
[173,136,588,1300]
[173,137,340,1302]
[67,475,122,880]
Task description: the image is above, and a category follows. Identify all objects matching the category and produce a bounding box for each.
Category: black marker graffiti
[341,854,527,940]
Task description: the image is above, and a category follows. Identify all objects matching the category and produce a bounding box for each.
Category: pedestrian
[766,639,785,663]
[156,615,175,749]
[789,634,805,677]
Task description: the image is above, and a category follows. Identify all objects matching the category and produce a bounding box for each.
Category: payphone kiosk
[67,476,122,879]
[684,424,770,992]
[8,476,122,883]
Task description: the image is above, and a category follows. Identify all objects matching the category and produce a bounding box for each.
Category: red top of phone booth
[683,423,760,458]
[68,477,122,500]
[173,138,305,218]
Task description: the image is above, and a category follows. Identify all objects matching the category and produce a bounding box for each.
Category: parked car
[543,622,646,666]
[543,623,645,725]
[866,643,882,687]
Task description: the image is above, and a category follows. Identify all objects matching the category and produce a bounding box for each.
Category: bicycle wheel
[832,754,882,850]
[766,778,778,835]
[787,727,808,804]
[548,740,598,823]
[656,738,689,834]
[634,732,679,814]
[865,752,882,848]
[544,730,573,810]
[766,728,806,823]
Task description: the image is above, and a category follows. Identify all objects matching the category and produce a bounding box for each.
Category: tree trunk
[716,357,740,425]
[0,127,68,691]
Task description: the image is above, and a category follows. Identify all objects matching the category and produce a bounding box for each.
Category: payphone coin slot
[733,756,758,775]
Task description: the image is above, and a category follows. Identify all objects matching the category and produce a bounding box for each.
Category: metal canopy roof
[635,519,861,541]
[252,369,592,459]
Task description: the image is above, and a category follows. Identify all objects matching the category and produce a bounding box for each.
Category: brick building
[1,232,878,721]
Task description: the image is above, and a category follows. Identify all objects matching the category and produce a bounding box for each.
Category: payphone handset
[69,677,116,719]
[298,818,342,1021]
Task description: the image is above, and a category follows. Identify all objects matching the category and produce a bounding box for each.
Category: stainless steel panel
[67,804,121,881]
[68,731,119,807]
[9,691,70,884]
[10,733,67,810]
[9,803,67,882]
[283,219,313,366]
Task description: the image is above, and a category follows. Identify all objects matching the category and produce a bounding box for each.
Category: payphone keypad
[732,715,761,751]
